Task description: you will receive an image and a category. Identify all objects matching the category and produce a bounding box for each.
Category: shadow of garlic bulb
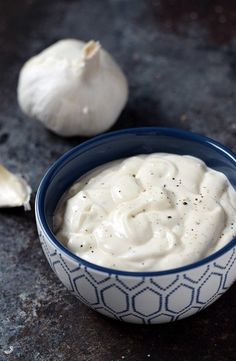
[17,39,128,137]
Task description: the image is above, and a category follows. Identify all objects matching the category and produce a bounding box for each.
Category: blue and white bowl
[35,127,236,324]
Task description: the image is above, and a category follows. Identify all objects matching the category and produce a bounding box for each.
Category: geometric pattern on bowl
[38,226,236,324]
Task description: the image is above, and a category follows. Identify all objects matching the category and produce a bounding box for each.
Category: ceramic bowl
[35,127,236,324]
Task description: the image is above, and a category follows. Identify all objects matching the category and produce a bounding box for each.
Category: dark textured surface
[0,1,236,360]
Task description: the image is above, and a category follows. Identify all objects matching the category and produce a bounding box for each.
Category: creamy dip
[54,154,236,271]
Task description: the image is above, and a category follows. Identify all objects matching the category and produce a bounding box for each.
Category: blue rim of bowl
[35,127,236,277]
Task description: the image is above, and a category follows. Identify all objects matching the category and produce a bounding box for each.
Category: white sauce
[54,154,236,271]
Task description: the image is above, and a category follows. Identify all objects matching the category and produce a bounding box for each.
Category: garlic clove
[0,164,31,210]
[17,39,128,137]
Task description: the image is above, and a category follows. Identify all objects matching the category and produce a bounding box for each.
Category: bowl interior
[41,128,236,233]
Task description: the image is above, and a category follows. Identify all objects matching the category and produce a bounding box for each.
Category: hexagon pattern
[101,285,128,313]
[223,256,236,289]
[74,276,99,305]
[38,227,236,324]
[120,314,145,324]
[166,284,194,313]
[133,287,161,316]
[53,260,74,292]
[197,273,222,304]
[149,314,174,324]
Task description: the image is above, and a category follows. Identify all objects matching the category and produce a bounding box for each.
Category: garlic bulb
[17,39,128,137]
[0,164,31,210]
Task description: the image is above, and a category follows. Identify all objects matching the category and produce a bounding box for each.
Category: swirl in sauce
[54,154,236,271]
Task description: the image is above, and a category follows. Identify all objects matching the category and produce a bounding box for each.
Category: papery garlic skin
[17,39,128,137]
[0,165,31,210]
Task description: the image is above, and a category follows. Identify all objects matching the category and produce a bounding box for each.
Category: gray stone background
[0,0,236,360]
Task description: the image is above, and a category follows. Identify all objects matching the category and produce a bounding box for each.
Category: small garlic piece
[0,164,31,210]
[17,39,128,137]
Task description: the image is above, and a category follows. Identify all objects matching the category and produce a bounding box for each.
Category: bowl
[35,127,236,324]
